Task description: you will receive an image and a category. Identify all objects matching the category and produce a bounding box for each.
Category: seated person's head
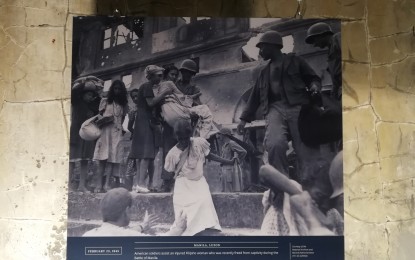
[101,188,133,227]
[174,119,192,148]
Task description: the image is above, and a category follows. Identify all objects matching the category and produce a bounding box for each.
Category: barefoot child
[217,127,247,192]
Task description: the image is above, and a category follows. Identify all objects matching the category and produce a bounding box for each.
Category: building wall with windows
[73,17,338,126]
[72,17,339,189]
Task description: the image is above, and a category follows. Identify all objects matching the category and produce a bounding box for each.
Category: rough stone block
[304,0,365,19]
[251,0,269,17]
[4,26,27,47]
[369,33,415,65]
[0,40,24,83]
[25,27,66,69]
[343,106,379,165]
[62,99,71,132]
[65,41,72,67]
[367,0,415,38]
[342,21,369,63]
[343,140,360,175]
[69,0,96,14]
[346,197,386,225]
[344,216,388,260]
[346,163,382,198]
[25,6,67,27]
[1,0,24,6]
[377,122,415,159]
[0,219,67,260]
[63,67,72,99]
[386,221,415,260]
[5,69,65,102]
[196,0,223,17]
[0,102,68,158]
[0,153,23,190]
[0,6,25,28]
[0,76,4,105]
[342,62,370,108]
[383,178,415,222]
[372,87,415,123]
[371,56,415,94]
[129,0,197,17]
[345,164,385,222]
[260,0,296,18]
[154,0,196,17]
[380,156,415,183]
[65,14,74,44]
[0,180,68,220]
[0,27,10,47]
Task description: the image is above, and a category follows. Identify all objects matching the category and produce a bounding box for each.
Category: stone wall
[0,0,414,259]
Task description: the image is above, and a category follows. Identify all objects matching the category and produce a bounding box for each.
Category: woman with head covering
[129,65,174,193]
[70,77,101,192]
[93,80,129,192]
[164,119,235,236]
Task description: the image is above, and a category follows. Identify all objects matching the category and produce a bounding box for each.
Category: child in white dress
[164,119,234,236]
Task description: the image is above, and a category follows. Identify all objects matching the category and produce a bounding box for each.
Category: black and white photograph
[67,16,343,242]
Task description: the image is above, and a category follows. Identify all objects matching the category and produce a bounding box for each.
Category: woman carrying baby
[129,65,173,193]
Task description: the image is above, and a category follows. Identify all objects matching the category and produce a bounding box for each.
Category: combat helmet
[256,31,283,48]
[305,22,334,44]
[179,59,198,73]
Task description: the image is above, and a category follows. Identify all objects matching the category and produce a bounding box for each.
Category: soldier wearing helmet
[306,22,342,100]
[237,30,322,186]
[160,59,202,192]
[176,59,202,105]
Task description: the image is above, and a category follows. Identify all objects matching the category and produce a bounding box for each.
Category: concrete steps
[68,191,265,235]
[67,220,263,237]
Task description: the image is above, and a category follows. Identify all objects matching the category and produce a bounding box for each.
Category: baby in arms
[155,80,218,139]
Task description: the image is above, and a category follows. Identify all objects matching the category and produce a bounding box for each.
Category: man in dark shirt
[306,22,342,100]
[237,31,322,183]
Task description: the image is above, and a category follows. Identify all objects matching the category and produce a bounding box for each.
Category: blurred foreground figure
[259,163,343,236]
[83,188,186,236]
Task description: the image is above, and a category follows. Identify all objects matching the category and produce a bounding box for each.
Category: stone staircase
[67,191,265,236]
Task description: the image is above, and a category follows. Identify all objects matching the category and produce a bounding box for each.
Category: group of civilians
[72,22,344,237]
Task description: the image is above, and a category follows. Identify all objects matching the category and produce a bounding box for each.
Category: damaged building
[72,17,340,191]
